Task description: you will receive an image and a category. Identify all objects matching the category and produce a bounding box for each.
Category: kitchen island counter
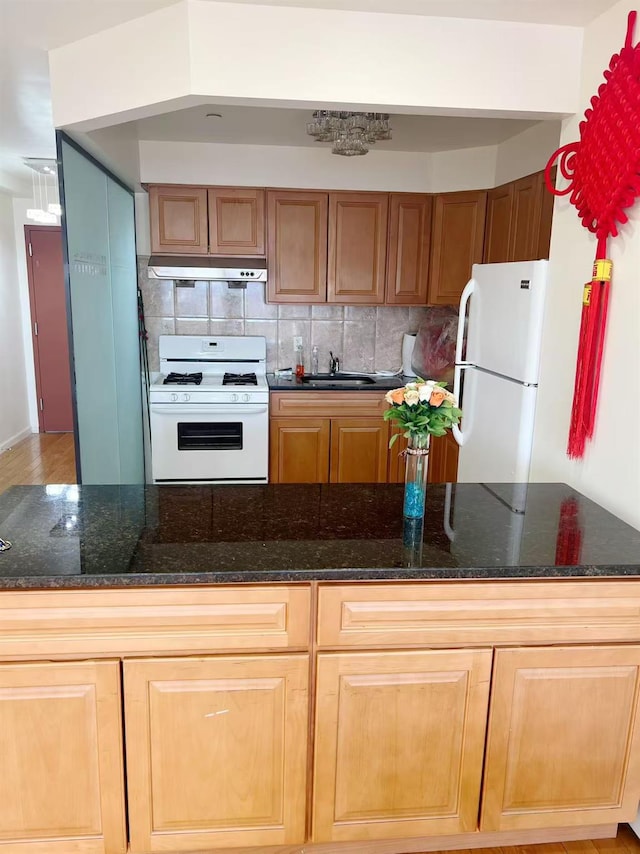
[3,482,640,854]
[0,482,638,588]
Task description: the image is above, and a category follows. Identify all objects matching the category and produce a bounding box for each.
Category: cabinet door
[270,417,330,483]
[386,194,432,304]
[510,172,540,261]
[387,425,408,482]
[329,418,389,483]
[0,660,125,854]
[313,649,492,842]
[429,190,487,305]
[267,190,328,303]
[149,185,209,255]
[208,188,265,255]
[124,655,309,853]
[483,183,514,263]
[481,645,640,832]
[328,192,389,304]
[428,432,459,483]
[536,168,555,259]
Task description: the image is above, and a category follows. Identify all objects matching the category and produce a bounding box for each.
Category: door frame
[24,224,67,433]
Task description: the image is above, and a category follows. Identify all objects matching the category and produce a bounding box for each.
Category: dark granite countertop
[267,372,406,391]
[0,483,639,589]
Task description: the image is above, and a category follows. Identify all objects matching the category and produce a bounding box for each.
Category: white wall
[429,145,497,193]
[0,192,31,449]
[530,0,640,529]
[140,140,433,191]
[494,121,562,185]
[50,1,582,131]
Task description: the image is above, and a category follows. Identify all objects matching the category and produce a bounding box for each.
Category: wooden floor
[478,826,640,854]
[0,433,76,493]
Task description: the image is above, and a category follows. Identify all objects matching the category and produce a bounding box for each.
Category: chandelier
[306,111,392,156]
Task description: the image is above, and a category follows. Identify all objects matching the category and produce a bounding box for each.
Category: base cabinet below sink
[270,392,459,484]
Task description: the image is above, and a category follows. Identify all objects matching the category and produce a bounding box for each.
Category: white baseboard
[0,426,35,452]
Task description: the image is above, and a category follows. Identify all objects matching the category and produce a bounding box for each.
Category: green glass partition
[58,134,144,484]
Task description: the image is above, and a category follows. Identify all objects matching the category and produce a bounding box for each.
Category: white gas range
[149,336,269,484]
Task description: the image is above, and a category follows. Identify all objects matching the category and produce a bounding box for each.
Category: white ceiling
[134,104,538,152]
[0,0,619,194]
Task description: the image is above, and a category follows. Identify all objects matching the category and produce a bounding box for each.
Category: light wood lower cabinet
[124,654,309,853]
[313,648,493,842]
[481,645,640,832]
[0,660,126,854]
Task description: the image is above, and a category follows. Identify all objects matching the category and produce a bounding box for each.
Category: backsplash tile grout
[138,256,428,373]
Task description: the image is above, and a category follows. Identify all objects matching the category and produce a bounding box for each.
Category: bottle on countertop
[311,345,319,375]
[295,344,305,380]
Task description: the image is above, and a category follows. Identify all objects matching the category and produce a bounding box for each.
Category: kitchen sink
[301,373,375,386]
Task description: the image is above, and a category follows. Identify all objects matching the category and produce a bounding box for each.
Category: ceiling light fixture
[306,110,392,156]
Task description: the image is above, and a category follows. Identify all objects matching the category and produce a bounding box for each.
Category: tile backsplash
[138,256,429,373]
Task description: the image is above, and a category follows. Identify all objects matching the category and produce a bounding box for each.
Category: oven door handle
[151,405,269,416]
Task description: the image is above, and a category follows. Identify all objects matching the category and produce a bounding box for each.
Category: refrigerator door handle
[453,278,475,447]
[455,277,475,367]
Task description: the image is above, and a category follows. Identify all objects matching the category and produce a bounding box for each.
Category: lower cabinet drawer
[317,581,640,648]
[0,585,311,657]
[124,654,309,852]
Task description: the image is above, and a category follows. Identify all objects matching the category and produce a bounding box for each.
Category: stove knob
[242,393,251,402]
[171,393,179,402]
[182,393,191,402]
[231,393,239,402]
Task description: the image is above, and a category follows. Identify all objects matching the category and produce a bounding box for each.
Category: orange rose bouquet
[384,379,462,446]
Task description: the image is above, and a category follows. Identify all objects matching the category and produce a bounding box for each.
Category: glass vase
[403,433,430,519]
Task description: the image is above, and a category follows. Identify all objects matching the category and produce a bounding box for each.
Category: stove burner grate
[223,372,258,386]
[163,372,203,385]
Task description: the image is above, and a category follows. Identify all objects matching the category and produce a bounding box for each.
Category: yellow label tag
[583,284,592,306]
[592,259,612,281]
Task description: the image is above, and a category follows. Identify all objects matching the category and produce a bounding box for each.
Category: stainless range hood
[148,255,268,282]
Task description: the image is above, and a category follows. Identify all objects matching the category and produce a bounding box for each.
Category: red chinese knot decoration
[545,10,640,459]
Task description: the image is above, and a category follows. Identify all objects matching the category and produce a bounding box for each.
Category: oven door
[150,403,269,483]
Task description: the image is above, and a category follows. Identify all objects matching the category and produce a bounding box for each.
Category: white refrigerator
[453,260,549,501]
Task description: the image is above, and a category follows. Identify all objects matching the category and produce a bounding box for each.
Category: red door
[25,226,73,432]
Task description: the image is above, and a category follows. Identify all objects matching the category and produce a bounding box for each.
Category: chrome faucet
[329,351,340,375]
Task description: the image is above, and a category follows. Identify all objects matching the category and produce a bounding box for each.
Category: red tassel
[567,243,611,459]
[555,497,582,565]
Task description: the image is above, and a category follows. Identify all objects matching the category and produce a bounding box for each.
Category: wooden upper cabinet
[481,645,640,832]
[124,654,309,853]
[483,183,514,263]
[0,660,126,854]
[208,188,265,255]
[510,172,540,261]
[149,185,209,255]
[429,190,487,306]
[537,168,555,259]
[313,648,492,842]
[328,192,389,304]
[267,190,328,303]
[386,193,432,305]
